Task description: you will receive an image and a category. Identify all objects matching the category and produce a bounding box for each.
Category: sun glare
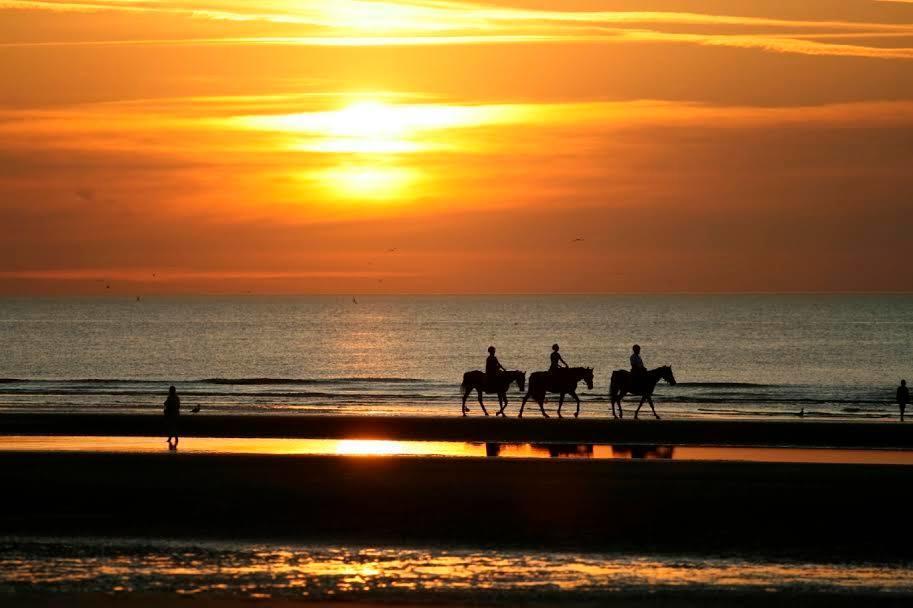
[316,165,419,201]
[232,99,527,203]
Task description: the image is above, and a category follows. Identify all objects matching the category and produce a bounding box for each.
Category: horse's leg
[634,395,645,419]
[477,389,489,416]
[462,386,471,416]
[618,392,625,419]
[538,393,549,418]
[519,393,528,418]
[647,395,660,420]
[557,393,565,418]
[500,393,509,416]
[572,391,581,418]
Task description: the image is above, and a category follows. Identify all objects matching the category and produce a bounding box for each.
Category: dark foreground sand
[4,413,913,448]
[3,449,912,559]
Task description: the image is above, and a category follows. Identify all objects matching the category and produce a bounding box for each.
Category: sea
[1,295,911,419]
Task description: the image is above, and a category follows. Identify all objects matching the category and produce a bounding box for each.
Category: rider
[630,344,646,388]
[549,343,568,373]
[486,346,506,386]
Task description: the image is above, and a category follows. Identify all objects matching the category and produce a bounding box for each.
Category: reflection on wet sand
[4,537,913,599]
[2,436,913,465]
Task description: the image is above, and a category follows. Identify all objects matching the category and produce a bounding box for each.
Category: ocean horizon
[2,294,910,420]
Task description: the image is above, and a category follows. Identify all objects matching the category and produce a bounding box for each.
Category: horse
[609,365,677,419]
[516,367,594,419]
[461,370,526,417]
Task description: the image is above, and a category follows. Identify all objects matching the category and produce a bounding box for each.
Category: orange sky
[2,0,913,294]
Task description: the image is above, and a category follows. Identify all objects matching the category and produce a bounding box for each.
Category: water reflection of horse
[513,367,594,418]
[609,365,677,419]
[461,370,526,417]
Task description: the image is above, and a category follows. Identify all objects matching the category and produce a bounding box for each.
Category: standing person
[164,385,181,450]
[898,380,909,423]
[549,343,568,372]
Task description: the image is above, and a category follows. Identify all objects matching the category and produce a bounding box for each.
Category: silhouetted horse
[516,367,594,418]
[461,370,526,417]
[609,365,676,419]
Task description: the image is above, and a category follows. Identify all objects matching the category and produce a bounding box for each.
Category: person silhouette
[486,346,506,388]
[630,344,646,388]
[164,385,181,450]
[549,343,568,372]
[898,380,909,422]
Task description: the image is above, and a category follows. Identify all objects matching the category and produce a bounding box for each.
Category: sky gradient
[2,0,913,294]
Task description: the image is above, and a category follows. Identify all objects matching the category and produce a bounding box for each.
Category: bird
[106,284,111,289]
[572,237,584,242]
[387,248,398,253]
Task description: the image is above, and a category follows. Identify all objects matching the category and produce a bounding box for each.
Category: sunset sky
[2,0,913,294]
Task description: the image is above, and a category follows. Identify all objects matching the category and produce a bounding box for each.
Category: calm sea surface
[1,295,911,419]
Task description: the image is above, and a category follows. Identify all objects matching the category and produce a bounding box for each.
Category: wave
[677,382,774,388]
[200,377,427,385]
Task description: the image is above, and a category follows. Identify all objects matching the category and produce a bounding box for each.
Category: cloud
[2,1,913,60]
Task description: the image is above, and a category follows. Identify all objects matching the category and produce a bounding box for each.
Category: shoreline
[2,414,912,449]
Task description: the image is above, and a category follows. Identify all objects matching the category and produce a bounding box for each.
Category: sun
[319,165,418,201]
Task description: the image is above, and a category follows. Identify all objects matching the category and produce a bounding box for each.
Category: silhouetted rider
[486,346,506,387]
[630,344,646,388]
[549,343,568,372]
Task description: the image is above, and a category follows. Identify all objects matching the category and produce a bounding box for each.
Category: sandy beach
[4,413,913,448]
[2,446,910,558]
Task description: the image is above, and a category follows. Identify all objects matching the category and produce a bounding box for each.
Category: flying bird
[572,237,585,242]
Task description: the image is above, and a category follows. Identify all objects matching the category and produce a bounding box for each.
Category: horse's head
[661,365,677,386]
[582,367,594,390]
[516,371,527,392]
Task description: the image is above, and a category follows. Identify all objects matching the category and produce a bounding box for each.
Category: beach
[2,296,913,604]
[2,415,913,559]
[4,413,913,448]
[4,412,913,605]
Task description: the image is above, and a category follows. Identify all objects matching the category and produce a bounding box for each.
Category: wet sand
[2,449,912,559]
[3,413,913,448]
[11,593,913,608]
